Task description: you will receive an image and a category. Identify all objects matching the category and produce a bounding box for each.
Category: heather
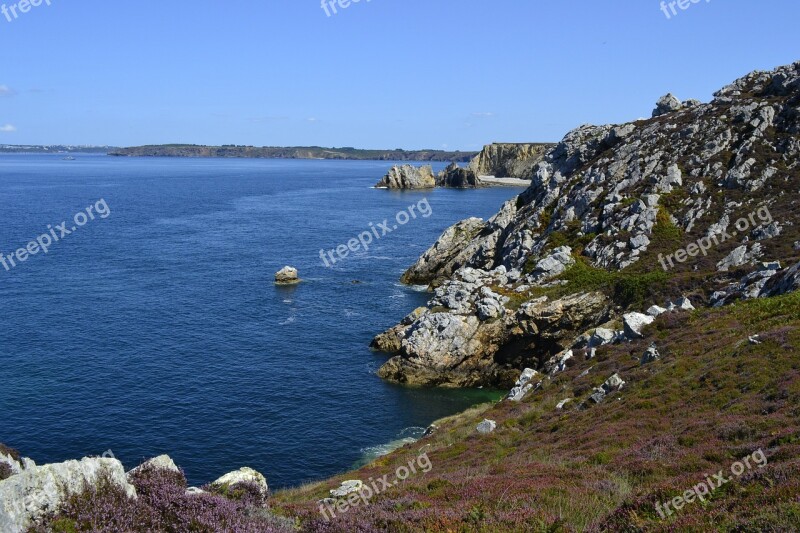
[30,465,293,533]
[271,291,800,531]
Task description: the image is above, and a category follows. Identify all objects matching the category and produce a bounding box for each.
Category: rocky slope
[468,143,554,178]
[373,60,800,388]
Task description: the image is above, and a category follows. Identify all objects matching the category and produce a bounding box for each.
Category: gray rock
[437,163,480,188]
[0,458,136,532]
[476,419,497,435]
[400,217,486,285]
[623,312,655,339]
[717,244,763,272]
[641,344,661,365]
[186,487,207,496]
[275,266,300,284]
[652,93,683,117]
[375,164,436,189]
[589,327,616,347]
[506,368,539,402]
[527,246,575,284]
[647,305,668,317]
[761,260,800,297]
[330,480,364,498]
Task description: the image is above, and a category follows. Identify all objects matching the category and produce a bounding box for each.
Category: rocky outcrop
[211,467,269,498]
[375,164,436,189]
[275,266,300,284]
[469,143,553,179]
[0,457,136,532]
[436,162,480,188]
[376,60,800,390]
[400,218,487,286]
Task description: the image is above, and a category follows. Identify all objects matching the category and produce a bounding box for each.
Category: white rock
[126,455,179,481]
[589,328,616,347]
[647,305,667,317]
[556,399,572,410]
[330,480,363,498]
[0,458,136,532]
[212,467,268,497]
[623,313,655,339]
[506,368,539,402]
[476,419,497,435]
[275,266,300,284]
[673,297,695,311]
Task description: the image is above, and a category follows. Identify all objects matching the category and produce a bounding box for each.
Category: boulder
[641,344,661,365]
[647,305,668,317]
[212,467,268,498]
[527,246,575,284]
[556,399,572,410]
[476,419,497,435]
[0,458,136,532]
[375,165,436,189]
[652,93,683,117]
[623,313,655,339]
[275,266,300,284]
[506,368,539,402]
[330,480,363,498]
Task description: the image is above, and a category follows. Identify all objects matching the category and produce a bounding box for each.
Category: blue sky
[0,0,798,149]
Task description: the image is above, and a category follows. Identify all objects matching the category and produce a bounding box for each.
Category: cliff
[109,145,477,162]
[374,164,436,189]
[468,142,554,178]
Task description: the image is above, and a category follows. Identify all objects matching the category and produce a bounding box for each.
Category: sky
[0,0,799,150]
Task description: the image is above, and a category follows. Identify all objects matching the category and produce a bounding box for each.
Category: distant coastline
[107,144,477,162]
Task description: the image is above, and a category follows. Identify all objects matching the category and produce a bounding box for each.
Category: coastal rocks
[0,457,137,532]
[623,313,655,339]
[0,450,33,480]
[375,164,436,189]
[526,246,575,284]
[370,307,428,353]
[400,218,486,286]
[468,143,552,179]
[515,292,610,342]
[330,480,363,498]
[652,93,684,117]
[437,163,480,188]
[476,419,497,435]
[506,368,539,402]
[275,266,300,285]
[212,467,269,498]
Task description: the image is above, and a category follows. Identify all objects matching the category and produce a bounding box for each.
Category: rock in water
[275,266,300,285]
[375,165,436,189]
[436,163,480,188]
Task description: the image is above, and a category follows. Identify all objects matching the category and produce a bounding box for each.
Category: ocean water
[0,155,523,488]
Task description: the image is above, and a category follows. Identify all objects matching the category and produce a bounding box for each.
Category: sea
[0,154,525,488]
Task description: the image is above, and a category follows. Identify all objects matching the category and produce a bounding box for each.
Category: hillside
[107,145,477,162]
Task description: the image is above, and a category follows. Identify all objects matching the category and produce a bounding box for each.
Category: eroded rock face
[375,165,436,189]
[469,143,552,179]
[0,458,136,532]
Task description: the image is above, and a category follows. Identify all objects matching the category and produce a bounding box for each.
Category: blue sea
[0,155,524,488]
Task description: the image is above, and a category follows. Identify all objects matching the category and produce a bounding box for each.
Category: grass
[269,290,800,531]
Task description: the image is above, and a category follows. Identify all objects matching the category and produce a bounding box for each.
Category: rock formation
[374,60,800,389]
[374,164,436,189]
[436,162,480,188]
[468,143,553,179]
[275,266,300,284]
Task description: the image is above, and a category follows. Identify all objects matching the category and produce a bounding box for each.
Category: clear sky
[1,0,798,149]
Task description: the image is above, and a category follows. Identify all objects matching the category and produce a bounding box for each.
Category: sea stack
[275,266,300,285]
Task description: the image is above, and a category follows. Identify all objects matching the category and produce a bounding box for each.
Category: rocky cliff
[374,60,800,388]
[435,162,480,189]
[468,143,554,178]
